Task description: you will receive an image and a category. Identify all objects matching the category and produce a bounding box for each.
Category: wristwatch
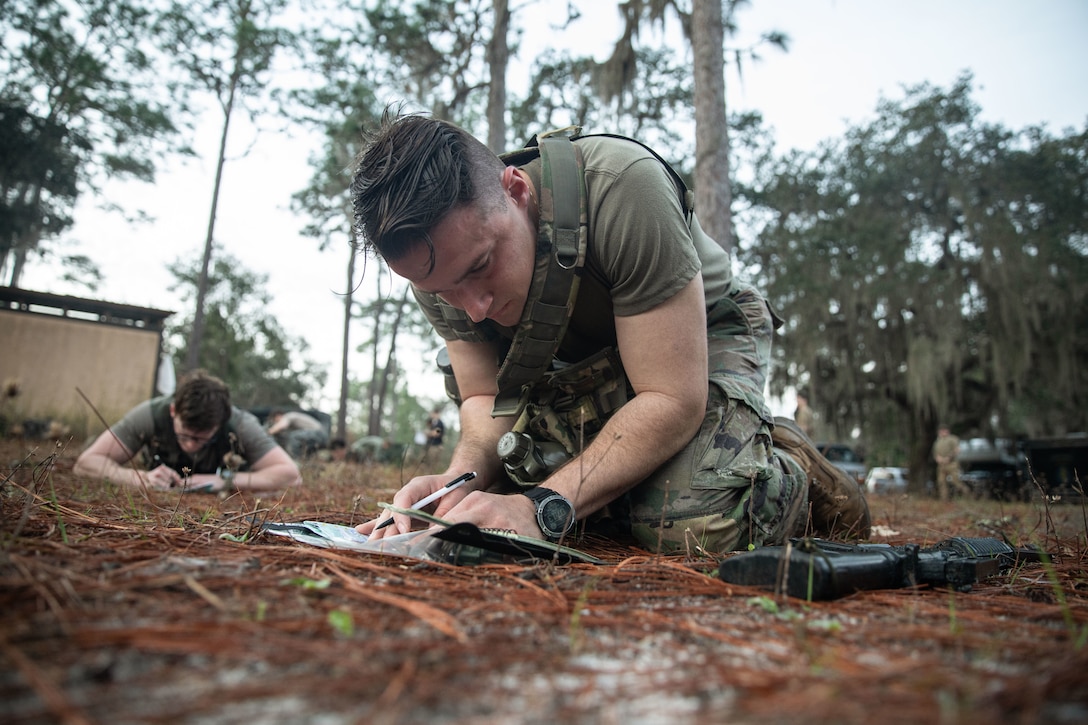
[521,487,576,542]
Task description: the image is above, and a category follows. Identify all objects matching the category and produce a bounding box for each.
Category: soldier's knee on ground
[627,399,809,554]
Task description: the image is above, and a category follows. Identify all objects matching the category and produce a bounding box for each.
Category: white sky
[20,0,1088,415]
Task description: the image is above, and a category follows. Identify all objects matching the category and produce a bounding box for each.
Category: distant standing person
[794,390,816,439]
[75,370,301,492]
[267,409,329,459]
[422,408,445,463]
[931,424,964,501]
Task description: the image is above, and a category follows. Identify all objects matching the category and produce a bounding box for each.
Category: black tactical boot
[771,417,871,539]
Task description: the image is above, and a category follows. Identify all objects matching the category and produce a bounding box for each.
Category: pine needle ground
[2,438,1086,725]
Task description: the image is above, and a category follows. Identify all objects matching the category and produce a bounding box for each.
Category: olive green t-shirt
[111,398,277,474]
[415,134,734,363]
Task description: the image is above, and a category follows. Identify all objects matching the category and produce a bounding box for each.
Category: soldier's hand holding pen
[142,464,183,490]
[356,471,476,540]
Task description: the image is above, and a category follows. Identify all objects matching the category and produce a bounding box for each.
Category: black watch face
[540,497,573,535]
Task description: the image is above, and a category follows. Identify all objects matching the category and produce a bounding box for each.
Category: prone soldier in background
[75,369,301,493]
[351,109,870,552]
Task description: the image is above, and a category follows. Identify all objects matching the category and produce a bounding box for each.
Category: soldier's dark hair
[350,106,507,273]
[173,369,232,432]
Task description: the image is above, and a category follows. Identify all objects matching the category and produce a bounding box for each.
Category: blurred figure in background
[931,424,965,500]
[421,407,445,464]
[267,409,329,460]
[794,390,815,438]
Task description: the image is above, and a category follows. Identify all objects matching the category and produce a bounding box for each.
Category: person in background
[421,407,446,464]
[351,436,402,465]
[931,423,965,501]
[266,408,330,460]
[793,390,816,439]
[326,437,348,462]
[75,369,301,493]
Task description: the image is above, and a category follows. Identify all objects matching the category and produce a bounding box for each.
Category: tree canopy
[8,1,1086,455]
[0,0,185,287]
[164,249,326,408]
[738,74,1088,479]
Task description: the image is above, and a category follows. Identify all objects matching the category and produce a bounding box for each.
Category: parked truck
[1021,433,1088,500]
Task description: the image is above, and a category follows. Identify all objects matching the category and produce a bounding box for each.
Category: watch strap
[522,485,558,503]
[521,486,575,542]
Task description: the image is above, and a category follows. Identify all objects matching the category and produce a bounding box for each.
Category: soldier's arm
[360,338,514,539]
[219,447,302,491]
[74,429,181,489]
[442,338,514,487]
[538,274,709,516]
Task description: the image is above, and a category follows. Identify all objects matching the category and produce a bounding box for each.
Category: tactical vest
[438,131,697,486]
[431,127,588,420]
[147,396,243,474]
[434,128,694,423]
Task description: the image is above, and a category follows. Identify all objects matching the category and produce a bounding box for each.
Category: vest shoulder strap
[491,128,588,416]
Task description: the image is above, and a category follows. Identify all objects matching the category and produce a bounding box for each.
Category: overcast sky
[21,0,1088,413]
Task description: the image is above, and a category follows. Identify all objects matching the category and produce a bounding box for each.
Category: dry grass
[2,437,1086,725]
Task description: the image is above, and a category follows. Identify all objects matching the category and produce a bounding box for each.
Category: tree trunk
[8,247,28,288]
[370,286,410,436]
[909,409,936,496]
[337,240,357,441]
[185,79,237,372]
[365,303,382,436]
[486,0,510,152]
[691,0,732,253]
[5,182,45,288]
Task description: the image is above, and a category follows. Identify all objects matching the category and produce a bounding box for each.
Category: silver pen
[373,471,477,531]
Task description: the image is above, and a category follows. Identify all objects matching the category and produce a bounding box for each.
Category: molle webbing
[491,131,588,417]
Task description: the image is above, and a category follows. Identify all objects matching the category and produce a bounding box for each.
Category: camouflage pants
[627,284,808,555]
[936,462,966,501]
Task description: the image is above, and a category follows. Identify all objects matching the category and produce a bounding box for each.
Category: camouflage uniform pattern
[627,282,809,554]
[506,347,631,480]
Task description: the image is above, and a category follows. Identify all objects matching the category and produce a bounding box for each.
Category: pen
[373,471,477,531]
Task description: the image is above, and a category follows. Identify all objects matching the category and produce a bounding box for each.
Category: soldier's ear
[503,166,533,207]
